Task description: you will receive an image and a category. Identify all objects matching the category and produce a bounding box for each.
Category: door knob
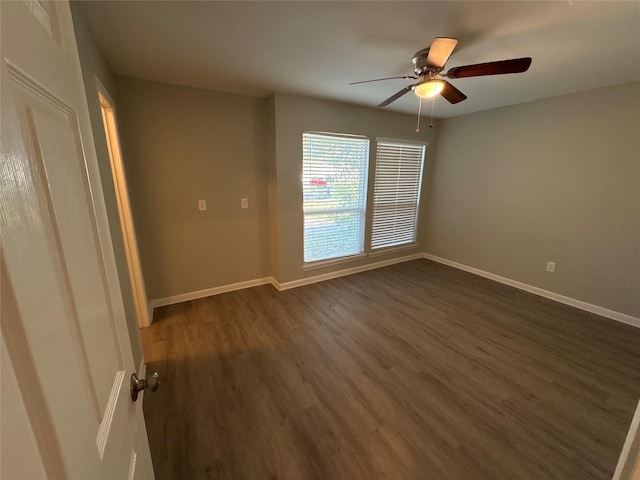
[130,371,160,401]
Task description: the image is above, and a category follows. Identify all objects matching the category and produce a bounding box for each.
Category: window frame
[302,131,371,266]
[370,138,427,252]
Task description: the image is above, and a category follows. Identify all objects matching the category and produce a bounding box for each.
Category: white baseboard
[423,253,640,328]
[148,255,423,318]
[148,254,639,329]
[272,253,424,291]
[148,277,273,317]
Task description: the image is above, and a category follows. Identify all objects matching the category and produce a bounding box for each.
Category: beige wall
[271,93,435,283]
[114,84,435,295]
[424,82,640,317]
[102,71,639,319]
[115,77,271,300]
[266,94,280,280]
[70,4,143,368]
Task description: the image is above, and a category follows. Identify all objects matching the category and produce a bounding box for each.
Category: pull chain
[430,95,436,128]
[416,97,423,133]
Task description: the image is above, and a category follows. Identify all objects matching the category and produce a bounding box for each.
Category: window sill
[369,243,418,257]
[302,253,366,271]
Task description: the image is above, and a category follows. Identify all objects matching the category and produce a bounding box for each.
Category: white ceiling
[78,1,640,118]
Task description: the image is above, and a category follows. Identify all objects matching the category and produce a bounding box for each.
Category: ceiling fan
[351,37,532,107]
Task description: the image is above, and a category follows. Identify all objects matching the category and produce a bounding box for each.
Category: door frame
[613,398,640,479]
[96,78,151,328]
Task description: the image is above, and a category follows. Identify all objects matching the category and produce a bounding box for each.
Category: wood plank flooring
[140,259,640,479]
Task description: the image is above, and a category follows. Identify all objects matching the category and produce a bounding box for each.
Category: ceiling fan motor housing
[412,48,442,76]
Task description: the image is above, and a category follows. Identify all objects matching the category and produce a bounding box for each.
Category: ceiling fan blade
[349,75,418,85]
[378,84,415,107]
[446,57,532,78]
[426,37,459,68]
[440,81,467,104]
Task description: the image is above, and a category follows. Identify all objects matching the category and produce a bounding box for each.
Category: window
[303,133,369,263]
[371,140,426,250]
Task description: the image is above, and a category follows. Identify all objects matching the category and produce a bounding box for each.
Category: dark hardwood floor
[141,259,640,479]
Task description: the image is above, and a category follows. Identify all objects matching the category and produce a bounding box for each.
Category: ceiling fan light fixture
[414,79,445,99]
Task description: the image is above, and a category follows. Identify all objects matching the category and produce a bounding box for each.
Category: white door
[1,1,154,478]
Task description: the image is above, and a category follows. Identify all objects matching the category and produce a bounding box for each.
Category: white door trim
[613,398,640,480]
[96,77,151,328]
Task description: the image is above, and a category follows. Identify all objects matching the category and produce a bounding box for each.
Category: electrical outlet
[198,200,207,211]
[546,261,556,273]
[241,198,248,209]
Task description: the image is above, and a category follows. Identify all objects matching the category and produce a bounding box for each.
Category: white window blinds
[371,140,426,250]
[303,133,370,263]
